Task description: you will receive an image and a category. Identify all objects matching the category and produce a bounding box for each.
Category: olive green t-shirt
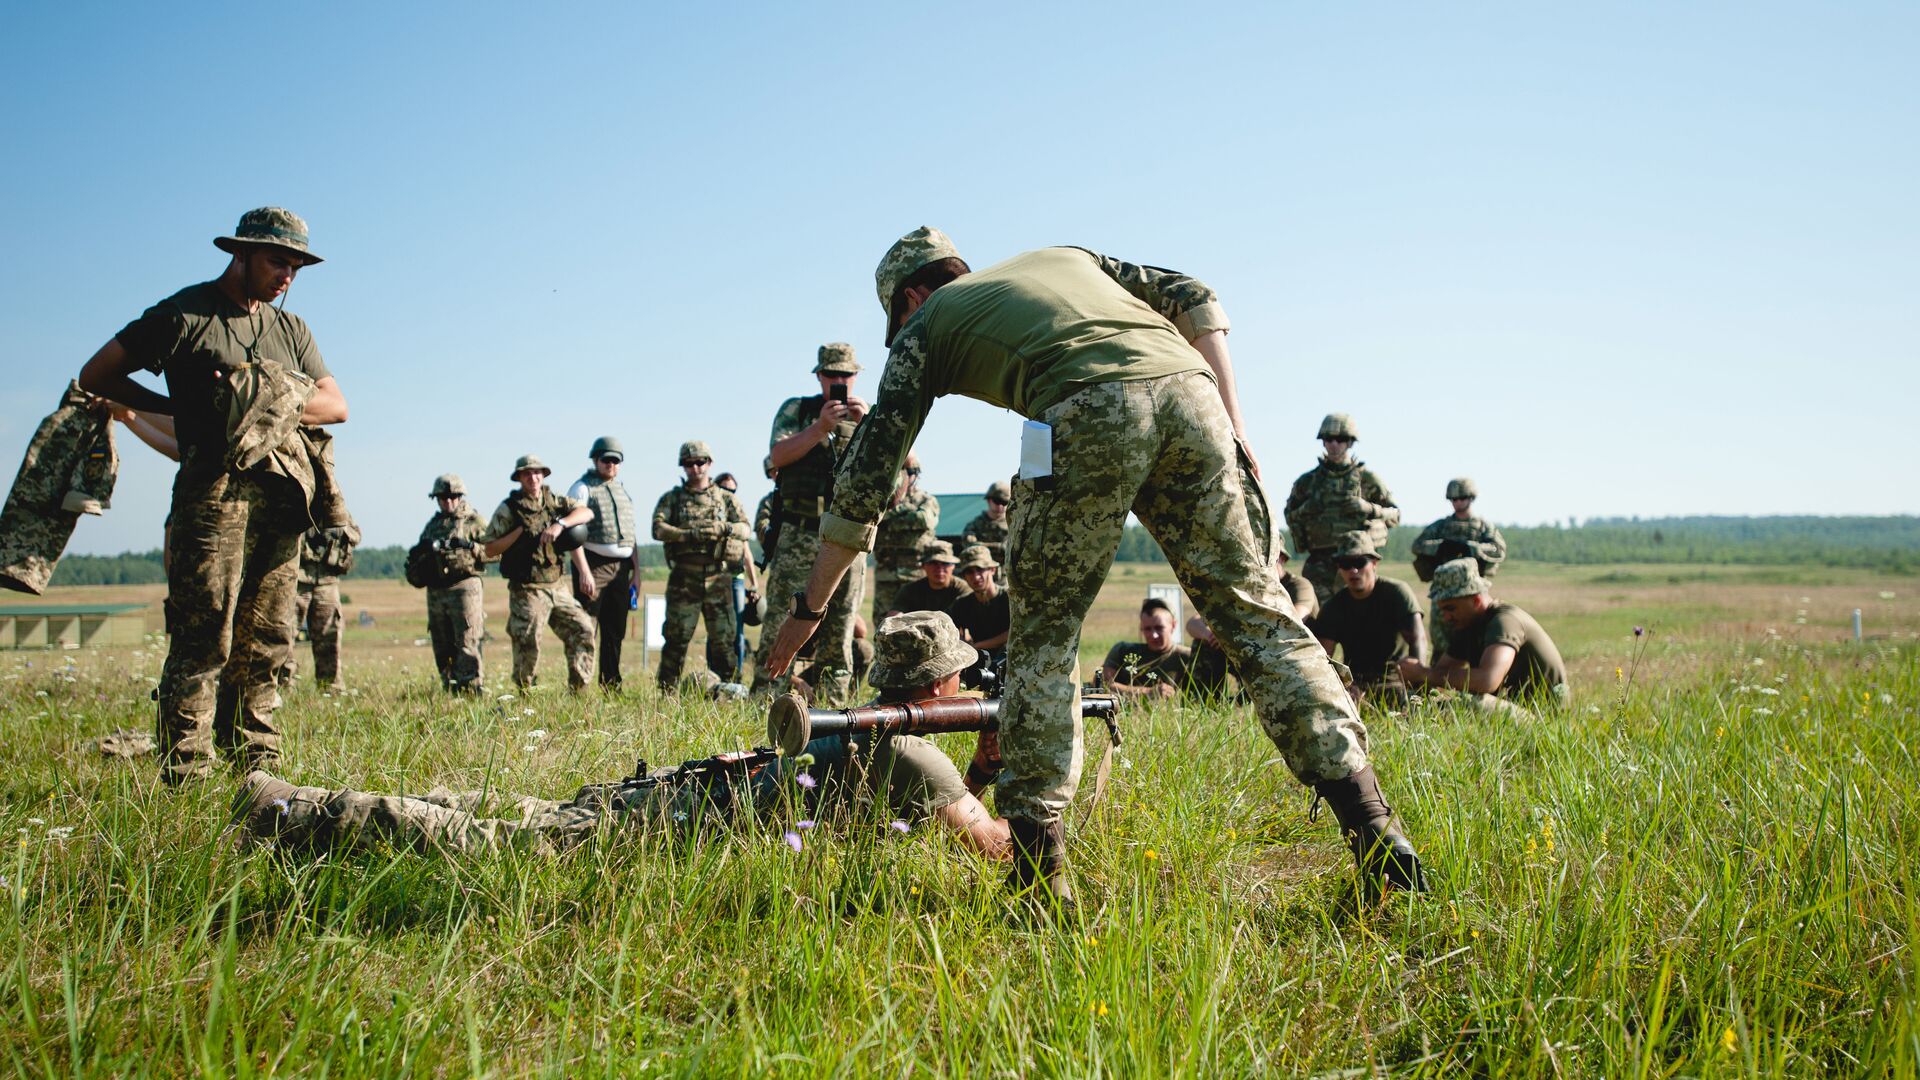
[1445,601,1569,700]
[115,281,330,468]
[887,577,970,616]
[789,732,968,824]
[1307,577,1421,686]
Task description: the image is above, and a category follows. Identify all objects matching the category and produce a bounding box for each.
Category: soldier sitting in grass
[1100,597,1196,703]
[1307,532,1427,707]
[1397,559,1569,714]
[232,612,1010,859]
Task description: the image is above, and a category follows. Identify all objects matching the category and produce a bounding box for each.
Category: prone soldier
[1284,413,1400,606]
[407,474,490,692]
[870,453,940,627]
[481,455,597,691]
[751,344,869,704]
[650,440,751,690]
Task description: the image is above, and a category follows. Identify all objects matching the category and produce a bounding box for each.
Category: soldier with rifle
[232,613,1114,860]
[1284,413,1400,606]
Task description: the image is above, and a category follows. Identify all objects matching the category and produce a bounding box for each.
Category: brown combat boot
[1314,766,1429,896]
[1007,816,1076,912]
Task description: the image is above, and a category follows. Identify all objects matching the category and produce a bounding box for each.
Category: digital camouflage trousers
[156,467,302,784]
[276,578,341,685]
[658,560,738,688]
[427,577,485,691]
[752,525,865,705]
[507,580,595,690]
[997,370,1370,824]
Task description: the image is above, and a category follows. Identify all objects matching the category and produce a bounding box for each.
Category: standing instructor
[766,228,1425,901]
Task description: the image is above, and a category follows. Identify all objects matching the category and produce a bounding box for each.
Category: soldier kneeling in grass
[232,613,1009,859]
[1396,559,1570,717]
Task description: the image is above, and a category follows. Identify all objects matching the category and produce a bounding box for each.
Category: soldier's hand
[1346,495,1376,516]
[1396,657,1425,684]
[577,575,599,602]
[816,401,851,430]
[540,523,564,544]
[844,395,870,423]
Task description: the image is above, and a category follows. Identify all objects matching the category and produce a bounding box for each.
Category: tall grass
[0,615,1914,1075]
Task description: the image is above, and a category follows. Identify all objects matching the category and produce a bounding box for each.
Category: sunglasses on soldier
[1334,557,1373,571]
[988,497,1009,507]
[681,458,711,467]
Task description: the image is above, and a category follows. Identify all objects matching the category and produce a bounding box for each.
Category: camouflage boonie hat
[875,226,962,314]
[814,343,860,374]
[678,440,713,464]
[510,454,551,480]
[919,539,960,565]
[1334,531,1380,561]
[430,473,466,498]
[1428,558,1491,600]
[213,207,323,265]
[1446,477,1478,500]
[868,611,981,691]
[589,436,624,462]
[1318,413,1358,441]
[956,544,998,572]
[985,479,1012,502]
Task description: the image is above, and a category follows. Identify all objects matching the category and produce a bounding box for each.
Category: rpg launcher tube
[768,692,1117,757]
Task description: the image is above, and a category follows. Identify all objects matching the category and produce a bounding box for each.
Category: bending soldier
[1284,413,1400,606]
[77,207,348,783]
[751,344,869,704]
[871,453,940,626]
[481,455,596,691]
[765,227,1425,902]
[568,437,641,689]
[650,440,751,690]
[1399,559,1569,715]
[408,474,490,692]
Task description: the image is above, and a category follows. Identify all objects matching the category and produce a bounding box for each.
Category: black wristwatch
[790,590,825,622]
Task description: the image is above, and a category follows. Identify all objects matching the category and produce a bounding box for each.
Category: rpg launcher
[767,689,1121,758]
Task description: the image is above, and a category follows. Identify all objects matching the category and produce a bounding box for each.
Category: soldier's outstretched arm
[763,539,865,676]
[78,339,171,416]
[302,376,348,425]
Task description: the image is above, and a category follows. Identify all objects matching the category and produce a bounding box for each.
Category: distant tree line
[46,515,1918,585]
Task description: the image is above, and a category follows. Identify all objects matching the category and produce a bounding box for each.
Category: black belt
[780,511,821,531]
[584,549,632,565]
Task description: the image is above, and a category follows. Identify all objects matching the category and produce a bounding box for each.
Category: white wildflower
[526,729,547,740]
[46,826,74,841]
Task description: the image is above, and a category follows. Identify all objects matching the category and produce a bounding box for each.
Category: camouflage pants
[659,560,738,688]
[248,776,604,856]
[507,580,596,690]
[427,577,485,691]
[998,371,1370,824]
[752,525,865,705]
[1301,552,1343,608]
[277,578,341,685]
[156,468,302,783]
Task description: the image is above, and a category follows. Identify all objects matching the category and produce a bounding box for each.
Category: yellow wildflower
[1720,1026,1737,1053]
[1144,849,1159,862]
[1091,1000,1110,1017]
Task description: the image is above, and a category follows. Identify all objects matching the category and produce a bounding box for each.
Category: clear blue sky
[3,2,1914,554]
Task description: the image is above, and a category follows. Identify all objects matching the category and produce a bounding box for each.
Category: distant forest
[45,515,1920,586]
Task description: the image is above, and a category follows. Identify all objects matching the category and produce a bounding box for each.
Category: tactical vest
[498,487,566,584]
[875,489,938,571]
[408,508,486,588]
[299,526,356,581]
[575,471,637,547]
[776,395,843,524]
[661,484,732,566]
[1298,460,1389,551]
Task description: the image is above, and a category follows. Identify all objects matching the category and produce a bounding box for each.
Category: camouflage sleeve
[1362,470,1401,528]
[768,397,807,448]
[1283,472,1313,547]
[1477,523,1508,568]
[821,328,937,552]
[464,509,492,564]
[724,488,751,541]
[480,501,518,546]
[651,490,689,543]
[1069,248,1232,342]
[921,492,940,533]
[898,489,938,532]
[1409,522,1445,557]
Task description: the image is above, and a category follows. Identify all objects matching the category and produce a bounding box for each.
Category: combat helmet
[589,436,624,463]
[1446,477,1478,500]
[430,473,466,498]
[985,479,1012,502]
[679,440,713,464]
[1318,413,1358,441]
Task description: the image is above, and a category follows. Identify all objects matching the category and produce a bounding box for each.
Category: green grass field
[2,562,1916,1076]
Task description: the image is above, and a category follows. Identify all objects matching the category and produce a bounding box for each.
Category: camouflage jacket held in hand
[0,381,119,594]
[874,486,940,573]
[409,506,489,588]
[1411,515,1507,581]
[1284,457,1400,553]
[298,520,363,584]
[652,483,750,567]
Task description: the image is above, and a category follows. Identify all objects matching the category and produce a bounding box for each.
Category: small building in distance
[0,602,148,649]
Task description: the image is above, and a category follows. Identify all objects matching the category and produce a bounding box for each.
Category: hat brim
[214,236,323,265]
[1428,581,1490,601]
[958,561,998,573]
[510,466,552,480]
[923,556,960,566]
[868,638,982,691]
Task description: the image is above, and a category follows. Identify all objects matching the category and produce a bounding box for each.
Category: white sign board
[1147,584,1184,645]
[643,593,669,658]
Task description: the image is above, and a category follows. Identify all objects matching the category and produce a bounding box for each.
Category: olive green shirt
[821,247,1229,551]
[1307,578,1421,687]
[1445,601,1569,701]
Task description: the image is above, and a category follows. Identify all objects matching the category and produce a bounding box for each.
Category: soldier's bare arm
[1189,331,1260,478]
[763,539,865,676]
[1406,611,1430,667]
[934,795,1011,859]
[769,397,848,470]
[79,339,171,416]
[302,376,348,425]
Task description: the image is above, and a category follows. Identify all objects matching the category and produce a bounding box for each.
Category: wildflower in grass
[27,819,44,827]
[496,694,516,703]
[1471,929,1481,939]
[1715,725,1727,738]
[794,772,817,790]
[1090,1000,1109,1017]
[783,831,803,852]
[890,820,910,834]
[46,826,74,841]
[1720,1026,1737,1053]
[1633,626,1644,638]
[795,820,815,831]
[1880,693,1894,705]
[1752,708,1772,716]
[1144,848,1159,861]
[272,799,289,815]
[526,729,547,740]
[1615,667,1623,680]
[1086,934,1100,947]
[909,885,920,895]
